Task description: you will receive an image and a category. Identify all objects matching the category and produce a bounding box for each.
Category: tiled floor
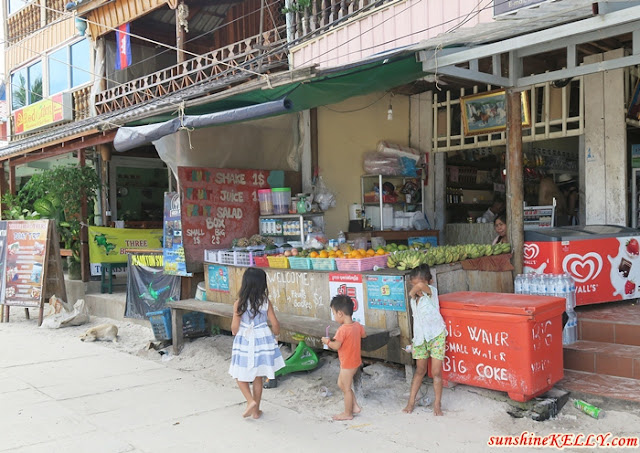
[577,300,640,324]
[557,370,640,403]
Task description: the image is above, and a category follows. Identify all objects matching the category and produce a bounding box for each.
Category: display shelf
[361,175,425,230]
[259,212,324,244]
[523,198,556,230]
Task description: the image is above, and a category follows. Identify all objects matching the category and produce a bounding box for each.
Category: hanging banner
[2,220,49,307]
[115,22,132,70]
[328,273,366,325]
[163,192,191,276]
[365,274,406,311]
[125,253,181,319]
[88,226,163,276]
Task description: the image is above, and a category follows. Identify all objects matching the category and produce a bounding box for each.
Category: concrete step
[576,301,640,346]
[564,340,640,380]
[557,370,640,407]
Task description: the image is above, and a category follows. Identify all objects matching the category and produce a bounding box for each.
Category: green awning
[125,54,425,127]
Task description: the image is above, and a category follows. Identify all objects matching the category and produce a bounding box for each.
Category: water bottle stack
[513,273,578,345]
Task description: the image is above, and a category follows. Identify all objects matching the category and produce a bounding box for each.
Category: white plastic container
[349,203,362,220]
[258,189,273,215]
[368,204,394,230]
[271,188,291,215]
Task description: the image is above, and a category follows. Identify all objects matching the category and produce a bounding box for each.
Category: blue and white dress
[229,299,285,382]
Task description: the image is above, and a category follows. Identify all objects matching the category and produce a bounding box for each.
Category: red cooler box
[437,292,565,402]
[524,225,640,305]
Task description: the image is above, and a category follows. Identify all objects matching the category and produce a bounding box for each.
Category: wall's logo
[562,253,603,283]
[523,244,540,260]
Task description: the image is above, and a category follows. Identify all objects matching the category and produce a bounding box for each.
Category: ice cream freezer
[524,225,640,306]
[436,292,565,402]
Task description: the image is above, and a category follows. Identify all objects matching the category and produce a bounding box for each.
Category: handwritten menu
[178,167,271,271]
[3,220,49,307]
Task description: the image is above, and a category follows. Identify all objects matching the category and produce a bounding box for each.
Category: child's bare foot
[353,402,362,414]
[252,409,263,419]
[243,401,257,418]
[433,404,443,416]
[332,412,354,421]
[402,403,415,414]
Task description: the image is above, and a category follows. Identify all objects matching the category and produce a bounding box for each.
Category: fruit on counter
[232,235,275,248]
[626,239,639,256]
[386,243,512,270]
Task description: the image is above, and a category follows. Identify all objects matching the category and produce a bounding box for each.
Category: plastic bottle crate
[335,255,388,272]
[146,308,207,341]
[310,258,337,271]
[288,257,312,270]
[267,256,290,268]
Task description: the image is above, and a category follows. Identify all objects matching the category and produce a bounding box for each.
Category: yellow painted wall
[318,92,410,238]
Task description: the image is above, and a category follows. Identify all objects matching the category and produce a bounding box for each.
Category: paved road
[0,320,427,453]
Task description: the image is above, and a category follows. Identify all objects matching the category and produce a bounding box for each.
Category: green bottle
[574,399,604,419]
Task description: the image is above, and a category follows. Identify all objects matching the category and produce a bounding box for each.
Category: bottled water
[565,273,577,310]
[563,308,578,345]
[514,274,523,294]
[522,274,531,295]
[548,274,560,297]
[529,274,539,295]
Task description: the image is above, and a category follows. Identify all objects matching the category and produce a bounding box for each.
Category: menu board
[163,192,191,276]
[178,167,271,271]
[0,221,7,300]
[3,220,50,307]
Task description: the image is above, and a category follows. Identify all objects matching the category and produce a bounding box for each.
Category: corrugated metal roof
[0,0,628,159]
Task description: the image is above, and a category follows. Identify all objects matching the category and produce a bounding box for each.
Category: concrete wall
[317,92,410,238]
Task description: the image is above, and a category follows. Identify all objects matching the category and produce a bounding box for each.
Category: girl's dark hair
[330,295,354,316]
[409,264,432,282]
[237,267,269,317]
[494,213,507,225]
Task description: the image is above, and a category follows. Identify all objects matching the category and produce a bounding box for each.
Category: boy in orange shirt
[322,295,367,421]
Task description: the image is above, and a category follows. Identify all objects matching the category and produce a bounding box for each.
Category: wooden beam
[8,165,16,194]
[506,90,524,275]
[5,130,117,166]
[79,149,90,283]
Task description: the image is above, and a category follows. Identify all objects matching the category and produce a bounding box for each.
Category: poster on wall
[88,226,164,276]
[0,221,7,301]
[365,274,406,311]
[178,167,272,272]
[2,220,49,307]
[207,264,230,292]
[163,192,191,276]
[328,273,366,325]
[125,253,181,319]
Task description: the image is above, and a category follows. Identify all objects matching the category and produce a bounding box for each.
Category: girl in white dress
[229,267,285,418]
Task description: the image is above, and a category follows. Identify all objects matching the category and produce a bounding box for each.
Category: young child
[229,267,285,419]
[402,264,447,416]
[322,295,366,421]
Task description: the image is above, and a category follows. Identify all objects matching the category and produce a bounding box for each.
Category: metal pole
[506,89,524,275]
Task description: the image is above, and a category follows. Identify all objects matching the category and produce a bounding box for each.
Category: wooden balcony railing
[289,0,391,41]
[73,86,92,121]
[95,27,288,115]
[46,0,67,23]
[7,3,40,44]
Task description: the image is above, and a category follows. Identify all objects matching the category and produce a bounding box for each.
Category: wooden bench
[166,299,398,355]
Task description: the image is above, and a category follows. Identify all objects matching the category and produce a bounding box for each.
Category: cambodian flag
[115,23,131,70]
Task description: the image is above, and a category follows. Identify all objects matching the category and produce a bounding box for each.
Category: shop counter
[437,291,565,402]
[346,229,439,244]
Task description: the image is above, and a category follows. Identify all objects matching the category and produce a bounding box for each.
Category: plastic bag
[41,298,90,329]
[363,151,402,175]
[313,176,336,211]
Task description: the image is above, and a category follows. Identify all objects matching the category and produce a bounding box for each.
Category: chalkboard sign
[1,220,67,325]
[178,167,271,272]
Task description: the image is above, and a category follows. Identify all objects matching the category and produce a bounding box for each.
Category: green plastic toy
[264,335,319,388]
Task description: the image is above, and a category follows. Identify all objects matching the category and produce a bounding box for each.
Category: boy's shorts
[412,331,446,361]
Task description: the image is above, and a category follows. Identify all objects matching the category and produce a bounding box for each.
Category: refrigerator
[524,225,640,306]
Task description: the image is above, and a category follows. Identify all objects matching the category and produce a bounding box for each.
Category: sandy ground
[4,305,640,452]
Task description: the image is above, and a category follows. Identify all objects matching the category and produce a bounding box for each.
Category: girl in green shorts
[402,264,447,416]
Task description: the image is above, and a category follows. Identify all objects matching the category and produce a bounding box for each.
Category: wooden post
[98,144,111,225]
[0,162,7,215]
[79,150,90,282]
[176,1,186,64]
[506,89,524,276]
[9,164,16,194]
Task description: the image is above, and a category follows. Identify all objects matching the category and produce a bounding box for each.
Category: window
[7,0,27,15]
[28,61,43,104]
[49,47,69,95]
[48,39,91,96]
[11,68,27,110]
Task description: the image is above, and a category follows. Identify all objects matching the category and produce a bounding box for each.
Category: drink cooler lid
[524,224,637,242]
[272,187,291,192]
[439,291,565,316]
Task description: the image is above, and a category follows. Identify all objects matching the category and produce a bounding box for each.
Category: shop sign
[494,0,547,16]
[13,93,73,135]
[329,273,366,325]
[163,192,191,276]
[523,237,640,305]
[365,274,406,311]
[88,226,163,276]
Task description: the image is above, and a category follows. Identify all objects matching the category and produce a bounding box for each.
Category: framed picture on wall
[460,90,530,136]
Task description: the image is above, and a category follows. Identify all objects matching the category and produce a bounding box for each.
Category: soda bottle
[574,399,604,419]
